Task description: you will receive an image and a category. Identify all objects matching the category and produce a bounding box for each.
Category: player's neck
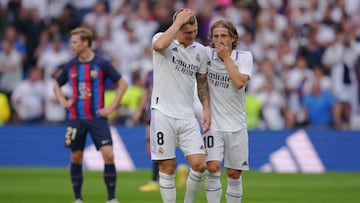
[78,49,95,63]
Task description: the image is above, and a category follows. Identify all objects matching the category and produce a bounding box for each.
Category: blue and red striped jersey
[56,54,121,120]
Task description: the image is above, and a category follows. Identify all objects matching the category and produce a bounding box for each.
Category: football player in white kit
[150,8,211,203]
[204,20,253,203]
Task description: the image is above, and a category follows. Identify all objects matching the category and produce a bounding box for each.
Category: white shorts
[150,109,205,160]
[204,128,249,170]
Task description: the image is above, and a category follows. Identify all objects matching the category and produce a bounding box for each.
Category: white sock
[226,176,243,203]
[183,168,205,203]
[159,172,176,203]
[205,171,222,203]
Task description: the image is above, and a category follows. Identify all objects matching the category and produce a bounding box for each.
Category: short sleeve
[100,59,121,83]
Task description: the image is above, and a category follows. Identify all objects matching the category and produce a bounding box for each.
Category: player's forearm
[53,82,67,107]
[137,89,148,113]
[196,73,210,111]
[153,24,181,51]
[223,57,248,89]
[109,77,128,111]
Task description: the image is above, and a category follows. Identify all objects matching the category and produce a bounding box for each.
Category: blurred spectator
[257,79,287,130]
[108,0,131,39]
[137,45,153,80]
[245,93,262,130]
[285,56,314,127]
[110,19,146,83]
[248,59,284,95]
[0,4,7,39]
[322,26,347,70]
[47,0,71,20]
[70,0,97,10]
[68,0,98,28]
[5,0,22,25]
[37,33,71,81]
[151,0,173,33]
[331,61,358,130]
[132,69,153,126]
[21,0,48,21]
[43,66,72,124]
[307,65,332,92]
[302,80,339,129]
[82,0,109,37]
[238,28,262,63]
[131,0,159,47]
[11,67,44,123]
[0,38,23,95]
[0,38,23,122]
[1,25,26,63]
[119,68,145,126]
[17,8,46,72]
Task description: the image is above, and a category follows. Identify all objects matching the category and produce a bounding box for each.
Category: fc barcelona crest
[90,70,98,78]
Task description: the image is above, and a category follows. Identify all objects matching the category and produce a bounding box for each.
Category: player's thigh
[150,109,177,160]
[204,130,224,163]
[224,128,249,170]
[65,119,87,150]
[86,118,113,150]
[178,117,205,157]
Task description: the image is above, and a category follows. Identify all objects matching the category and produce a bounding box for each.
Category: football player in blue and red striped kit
[53,27,127,203]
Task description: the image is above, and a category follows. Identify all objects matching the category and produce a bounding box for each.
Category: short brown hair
[172,8,197,28]
[71,27,94,47]
[209,20,238,50]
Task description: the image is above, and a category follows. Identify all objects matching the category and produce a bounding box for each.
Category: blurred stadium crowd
[0,0,359,130]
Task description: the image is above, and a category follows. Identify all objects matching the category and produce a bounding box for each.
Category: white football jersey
[151,33,207,119]
[206,47,253,132]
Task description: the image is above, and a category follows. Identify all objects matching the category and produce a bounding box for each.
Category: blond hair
[70,27,94,47]
[172,9,197,28]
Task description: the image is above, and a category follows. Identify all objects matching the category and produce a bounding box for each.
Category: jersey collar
[174,40,196,49]
[212,49,239,61]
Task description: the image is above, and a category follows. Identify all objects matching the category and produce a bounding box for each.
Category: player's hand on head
[176,8,194,25]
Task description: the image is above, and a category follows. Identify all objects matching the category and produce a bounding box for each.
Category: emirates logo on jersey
[196,53,200,62]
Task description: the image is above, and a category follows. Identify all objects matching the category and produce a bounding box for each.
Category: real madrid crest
[90,70,98,78]
[158,147,164,154]
[196,53,200,62]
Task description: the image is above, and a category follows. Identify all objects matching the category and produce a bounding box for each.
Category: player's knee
[206,161,221,173]
[159,160,176,174]
[102,152,114,164]
[191,161,206,173]
[226,168,241,179]
[71,150,83,163]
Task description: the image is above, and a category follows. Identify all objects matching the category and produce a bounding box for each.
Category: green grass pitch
[0,168,359,203]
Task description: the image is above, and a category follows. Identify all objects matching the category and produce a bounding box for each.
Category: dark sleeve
[56,65,69,86]
[101,59,121,83]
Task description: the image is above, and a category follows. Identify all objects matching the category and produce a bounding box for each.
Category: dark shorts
[64,118,113,150]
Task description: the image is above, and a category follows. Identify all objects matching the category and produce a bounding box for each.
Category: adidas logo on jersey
[171,47,178,52]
